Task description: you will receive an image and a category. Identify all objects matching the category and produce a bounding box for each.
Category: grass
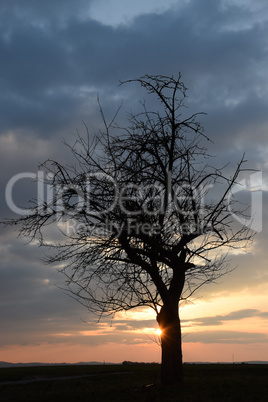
[0,363,268,401]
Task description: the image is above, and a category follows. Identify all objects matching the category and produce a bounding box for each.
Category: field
[0,363,268,401]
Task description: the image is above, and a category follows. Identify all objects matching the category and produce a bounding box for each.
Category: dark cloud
[0,0,94,26]
[0,0,268,358]
[1,0,267,146]
[182,309,267,327]
[184,330,268,344]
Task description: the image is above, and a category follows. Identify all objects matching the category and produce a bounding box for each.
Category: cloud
[0,0,268,360]
[182,309,268,326]
[0,0,94,26]
[1,0,267,146]
[184,330,268,344]
[112,319,157,331]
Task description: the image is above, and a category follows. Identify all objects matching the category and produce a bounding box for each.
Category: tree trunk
[157,305,183,386]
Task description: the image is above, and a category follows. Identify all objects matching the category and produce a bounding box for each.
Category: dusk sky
[1,0,268,364]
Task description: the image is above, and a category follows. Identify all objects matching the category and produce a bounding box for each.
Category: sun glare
[156,328,162,336]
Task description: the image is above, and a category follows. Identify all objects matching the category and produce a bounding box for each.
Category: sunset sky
[1,0,268,364]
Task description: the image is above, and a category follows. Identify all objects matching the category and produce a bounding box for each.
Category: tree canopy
[4,74,253,385]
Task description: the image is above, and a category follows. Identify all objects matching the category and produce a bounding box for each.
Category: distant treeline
[122,361,159,365]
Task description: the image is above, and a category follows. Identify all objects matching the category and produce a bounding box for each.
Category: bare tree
[4,74,253,385]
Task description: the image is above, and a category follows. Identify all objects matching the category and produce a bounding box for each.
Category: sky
[0,0,268,364]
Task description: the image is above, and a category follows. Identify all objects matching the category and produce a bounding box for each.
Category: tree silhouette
[4,74,253,385]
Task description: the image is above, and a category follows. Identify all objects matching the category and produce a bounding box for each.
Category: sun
[156,328,162,336]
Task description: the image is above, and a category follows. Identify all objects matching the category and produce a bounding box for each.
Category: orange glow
[2,293,268,364]
[0,342,161,364]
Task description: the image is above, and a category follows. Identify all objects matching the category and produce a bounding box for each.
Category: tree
[4,74,253,386]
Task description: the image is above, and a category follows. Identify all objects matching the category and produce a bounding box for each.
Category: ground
[0,363,268,401]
